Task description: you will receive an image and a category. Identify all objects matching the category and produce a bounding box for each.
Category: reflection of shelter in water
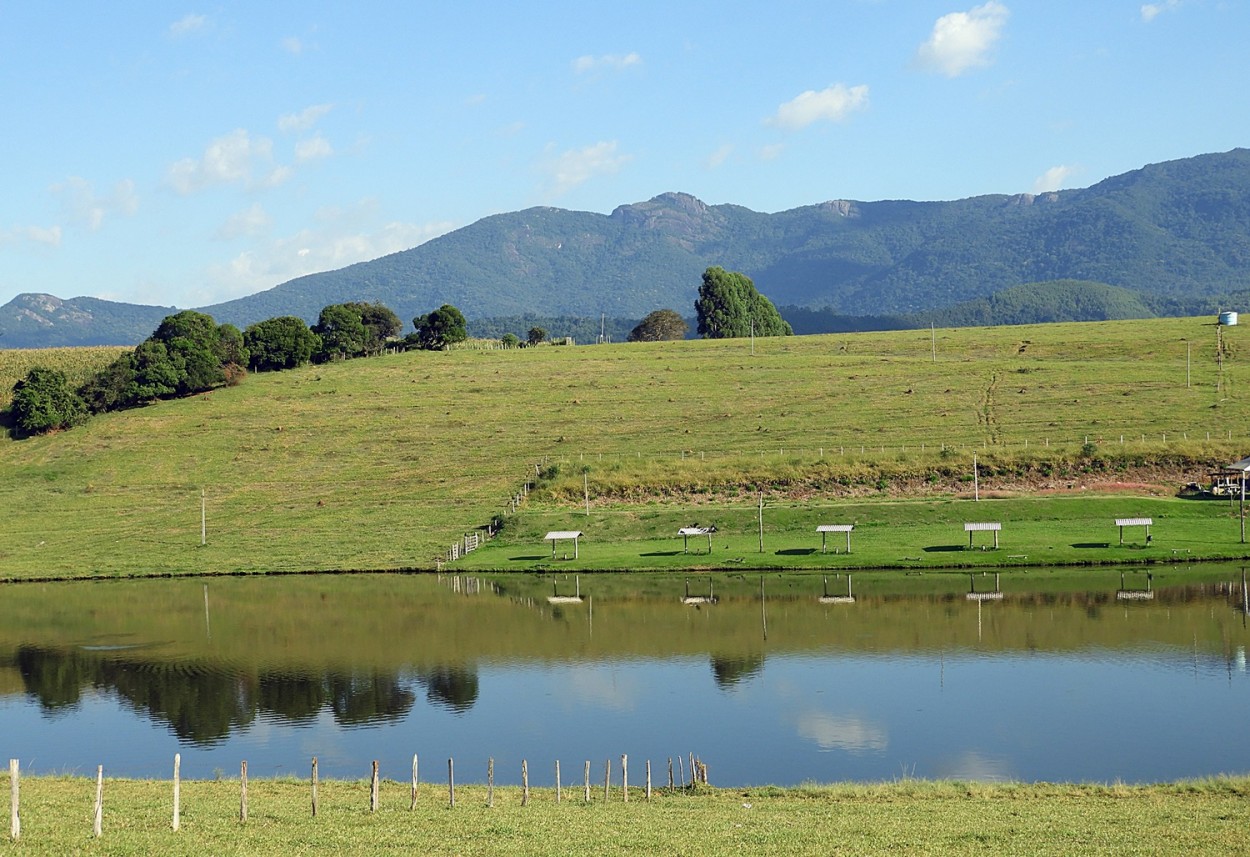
[967,572,1003,601]
[683,578,716,605]
[819,575,856,604]
[548,575,584,604]
[1116,571,1155,601]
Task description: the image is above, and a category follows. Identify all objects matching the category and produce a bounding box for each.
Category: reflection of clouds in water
[795,711,888,751]
[932,750,1013,782]
[565,665,639,712]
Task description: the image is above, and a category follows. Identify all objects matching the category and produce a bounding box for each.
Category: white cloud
[540,141,631,196]
[1033,164,1075,193]
[1141,1,1181,23]
[50,177,138,231]
[201,210,454,302]
[281,36,304,55]
[295,135,333,163]
[572,52,642,74]
[166,129,281,194]
[706,144,733,169]
[169,13,207,37]
[0,225,62,248]
[278,103,334,133]
[759,143,785,161]
[215,203,272,240]
[915,1,1010,77]
[767,83,869,130]
[794,712,889,751]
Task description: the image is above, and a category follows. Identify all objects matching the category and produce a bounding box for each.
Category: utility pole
[758,492,764,553]
[973,454,979,502]
[201,489,206,546]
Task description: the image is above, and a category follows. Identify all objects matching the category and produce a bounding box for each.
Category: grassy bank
[2,774,1246,856]
[0,318,1245,579]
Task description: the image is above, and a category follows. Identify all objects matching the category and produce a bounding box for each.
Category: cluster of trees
[8,300,472,438]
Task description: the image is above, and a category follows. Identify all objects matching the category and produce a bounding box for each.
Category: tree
[355,302,403,354]
[694,266,793,339]
[500,333,520,349]
[312,304,368,361]
[628,309,689,342]
[411,304,468,350]
[244,316,320,371]
[527,326,547,346]
[9,367,87,436]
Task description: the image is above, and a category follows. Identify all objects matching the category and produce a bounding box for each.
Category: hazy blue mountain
[4,149,1249,348]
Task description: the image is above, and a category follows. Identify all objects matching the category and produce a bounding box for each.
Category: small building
[543,530,583,559]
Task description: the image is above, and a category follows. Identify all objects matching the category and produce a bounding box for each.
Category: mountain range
[3,148,1249,349]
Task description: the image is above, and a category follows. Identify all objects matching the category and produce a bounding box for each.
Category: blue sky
[1,1,1247,310]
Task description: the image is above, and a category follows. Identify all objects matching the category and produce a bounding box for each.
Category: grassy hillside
[0,317,1246,579]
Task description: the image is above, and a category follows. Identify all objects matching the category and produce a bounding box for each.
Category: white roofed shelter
[544,530,583,559]
[964,522,1001,549]
[1115,519,1150,547]
[817,524,854,554]
[678,526,716,554]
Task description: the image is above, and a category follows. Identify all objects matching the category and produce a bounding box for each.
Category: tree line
[6,265,787,437]
[6,301,470,437]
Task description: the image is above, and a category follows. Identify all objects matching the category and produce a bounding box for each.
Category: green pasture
[455,494,1250,571]
[0,317,1246,580]
[1,775,1246,856]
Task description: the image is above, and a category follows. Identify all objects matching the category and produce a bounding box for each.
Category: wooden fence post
[521,760,529,807]
[622,755,628,803]
[240,760,248,823]
[555,761,561,803]
[583,761,591,803]
[370,761,379,812]
[9,759,19,842]
[646,760,652,801]
[668,757,674,791]
[487,758,494,808]
[172,753,181,832]
[411,754,419,810]
[603,758,611,802]
[94,765,103,838]
[311,757,319,818]
[448,758,456,808]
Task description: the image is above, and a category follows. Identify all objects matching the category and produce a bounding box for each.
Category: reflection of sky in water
[3,648,1249,785]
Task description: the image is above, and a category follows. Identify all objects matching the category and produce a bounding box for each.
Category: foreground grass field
[0,318,1246,579]
[3,775,1248,856]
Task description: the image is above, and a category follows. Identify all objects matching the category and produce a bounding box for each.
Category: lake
[1,568,1247,786]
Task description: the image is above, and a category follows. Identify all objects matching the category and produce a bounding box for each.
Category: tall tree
[312,304,368,361]
[245,316,321,371]
[694,266,792,339]
[9,367,87,436]
[628,309,689,342]
[411,304,468,350]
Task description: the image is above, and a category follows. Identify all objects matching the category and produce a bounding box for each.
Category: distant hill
[0,295,175,349]
[4,148,1250,348]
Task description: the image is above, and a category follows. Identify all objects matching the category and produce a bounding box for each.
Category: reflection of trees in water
[710,653,765,689]
[328,672,415,725]
[416,667,479,713]
[12,646,430,744]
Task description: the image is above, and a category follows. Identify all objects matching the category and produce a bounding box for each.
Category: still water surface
[1,570,1247,785]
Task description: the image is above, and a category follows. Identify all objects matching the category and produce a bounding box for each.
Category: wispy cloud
[915,1,1010,77]
[202,202,453,302]
[706,144,734,169]
[767,84,869,130]
[278,104,334,134]
[166,129,285,194]
[0,225,62,248]
[758,143,785,161]
[295,135,333,163]
[215,203,272,241]
[540,141,631,195]
[50,177,139,231]
[281,36,304,55]
[1141,0,1181,23]
[1033,164,1075,193]
[572,52,642,74]
[169,13,207,37]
